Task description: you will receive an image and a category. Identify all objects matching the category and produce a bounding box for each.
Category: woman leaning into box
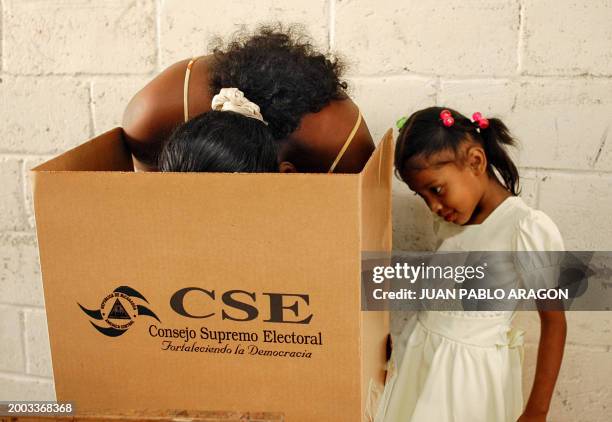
[122,25,375,173]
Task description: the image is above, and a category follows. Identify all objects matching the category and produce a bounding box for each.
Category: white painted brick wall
[335,0,519,76]
[1,1,611,419]
[522,1,612,76]
[439,79,517,118]
[3,0,156,74]
[349,76,437,143]
[24,309,53,378]
[0,305,25,373]
[0,77,90,154]
[0,374,55,401]
[160,0,329,67]
[0,233,44,307]
[539,172,612,250]
[0,158,27,231]
[506,80,612,171]
[518,170,538,207]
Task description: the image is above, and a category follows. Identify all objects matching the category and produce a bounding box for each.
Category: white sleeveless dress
[375,197,564,422]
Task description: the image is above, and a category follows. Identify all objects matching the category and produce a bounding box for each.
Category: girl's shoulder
[511,200,565,251]
[483,196,564,251]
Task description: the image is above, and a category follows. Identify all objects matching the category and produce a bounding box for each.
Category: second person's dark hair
[158,111,279,173]
[395,107,520,195]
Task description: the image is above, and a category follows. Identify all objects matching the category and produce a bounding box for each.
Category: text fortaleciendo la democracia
[370,262,568,301]
[148,325,323,359]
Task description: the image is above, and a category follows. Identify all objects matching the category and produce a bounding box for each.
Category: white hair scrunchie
[211,87,267,125]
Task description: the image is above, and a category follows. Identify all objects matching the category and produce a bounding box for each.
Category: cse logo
[78,286,161,337]
[170,288,313,324]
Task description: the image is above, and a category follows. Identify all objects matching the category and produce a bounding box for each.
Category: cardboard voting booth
[30,128,394,421]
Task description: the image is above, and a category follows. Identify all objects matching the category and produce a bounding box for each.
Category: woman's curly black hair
[209,24,348,140]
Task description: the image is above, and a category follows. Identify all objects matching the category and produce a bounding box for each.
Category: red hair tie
[440,109,454,127]
[472,112,489,129]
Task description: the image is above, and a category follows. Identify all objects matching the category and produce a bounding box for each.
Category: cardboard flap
[31,128,133,172]
[360,129,394,252]
[359,129,393,419]
[361,129,394,181]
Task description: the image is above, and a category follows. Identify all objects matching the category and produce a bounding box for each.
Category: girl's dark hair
[209,24,348,140]
[395,107,520,195]
[158,111,279,173]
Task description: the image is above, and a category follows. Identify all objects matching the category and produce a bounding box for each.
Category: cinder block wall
[0,1,610,420]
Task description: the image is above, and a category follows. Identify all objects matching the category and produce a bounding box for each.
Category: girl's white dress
[375,196,564,422]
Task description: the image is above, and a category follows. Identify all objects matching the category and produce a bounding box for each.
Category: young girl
[375,107,567,422]
[158,88,281,173]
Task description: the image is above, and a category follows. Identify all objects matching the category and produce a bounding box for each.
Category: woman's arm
[519,309,566,421]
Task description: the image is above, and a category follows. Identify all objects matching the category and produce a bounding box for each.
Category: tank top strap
[183,56,205,122]
[328,110,362,173]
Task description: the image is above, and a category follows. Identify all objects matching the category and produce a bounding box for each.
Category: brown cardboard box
[30,128,393,421]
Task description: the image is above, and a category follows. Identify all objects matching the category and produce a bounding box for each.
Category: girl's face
[402,148,485,225]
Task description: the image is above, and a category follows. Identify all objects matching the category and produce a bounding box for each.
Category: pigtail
[479,118,520,195]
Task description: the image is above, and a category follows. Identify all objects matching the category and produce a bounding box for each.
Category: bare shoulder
[292,98,375,173]
[122,56,214,169]
[123,59,189,145]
